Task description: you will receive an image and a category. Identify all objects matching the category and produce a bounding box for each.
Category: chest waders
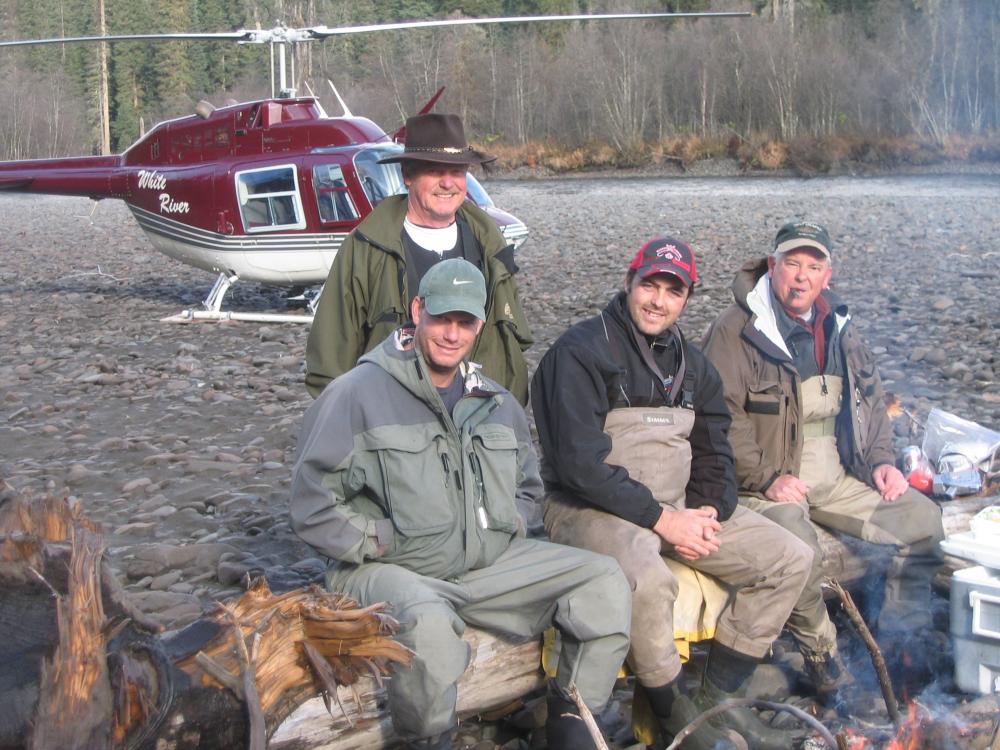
[797,374,846,504]
[603,321,697,511]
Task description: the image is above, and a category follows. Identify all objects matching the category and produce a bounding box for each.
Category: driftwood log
[0,489,411,750]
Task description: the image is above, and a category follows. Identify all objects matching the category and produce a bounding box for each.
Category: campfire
[832,695,1000,749]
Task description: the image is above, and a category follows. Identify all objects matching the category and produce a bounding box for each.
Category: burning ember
[831,696,999,750]
[884,702,922,750]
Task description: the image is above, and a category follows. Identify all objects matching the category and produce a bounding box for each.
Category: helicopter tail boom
[0,155,127,199]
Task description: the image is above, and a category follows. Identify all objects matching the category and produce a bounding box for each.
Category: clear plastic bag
[921,408,1000,469]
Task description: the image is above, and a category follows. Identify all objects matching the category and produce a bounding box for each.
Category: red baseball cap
[628,237,698,288]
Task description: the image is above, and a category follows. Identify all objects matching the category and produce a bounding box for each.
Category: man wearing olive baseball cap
[291,258,631,750]
[703,221,945,699]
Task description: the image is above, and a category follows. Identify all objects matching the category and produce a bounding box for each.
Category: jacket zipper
[469,451,488,529]
[444,453,462,490]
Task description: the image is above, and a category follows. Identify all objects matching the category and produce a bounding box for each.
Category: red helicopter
[0,11,749,322]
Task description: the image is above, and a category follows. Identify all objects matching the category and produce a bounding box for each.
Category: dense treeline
[1,0,998,161]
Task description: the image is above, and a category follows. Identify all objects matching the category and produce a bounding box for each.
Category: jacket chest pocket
[745,379,790,457]
[370,431,454,536]
[746,380,783,416]
[470,429,520,533]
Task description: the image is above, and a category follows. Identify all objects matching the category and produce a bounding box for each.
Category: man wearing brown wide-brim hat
[306,112,532,405]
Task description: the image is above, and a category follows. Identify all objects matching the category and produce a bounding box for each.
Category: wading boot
[402,731,453,749]
[643,680,737,750]
[545,687,603,750]
[802,647,855,705]
[694,645,805,750]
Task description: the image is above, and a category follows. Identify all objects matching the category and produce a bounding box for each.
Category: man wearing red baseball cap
[532,237,814,749]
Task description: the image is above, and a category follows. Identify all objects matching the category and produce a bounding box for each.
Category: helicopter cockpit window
[313,164,359,223]
[235,164,307,233]
[353,146,407,207]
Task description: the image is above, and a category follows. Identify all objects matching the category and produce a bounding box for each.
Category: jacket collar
[360,328,502,412]
[354,194,502,261]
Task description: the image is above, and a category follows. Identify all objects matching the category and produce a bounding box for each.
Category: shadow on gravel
[4,277,303,311]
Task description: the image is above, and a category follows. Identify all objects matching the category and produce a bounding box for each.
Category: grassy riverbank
[484,133,1000,177]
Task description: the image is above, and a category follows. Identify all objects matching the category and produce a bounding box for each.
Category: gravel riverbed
[1,175,999,743]
[2,174,999,623]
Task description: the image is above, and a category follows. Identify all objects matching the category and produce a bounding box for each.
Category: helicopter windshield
[354,146,406,207]
[354,144,495,210]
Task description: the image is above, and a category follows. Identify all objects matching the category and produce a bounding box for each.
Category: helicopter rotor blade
[305,11,751,39]
[0,11,751,50]
[0,31,253,48]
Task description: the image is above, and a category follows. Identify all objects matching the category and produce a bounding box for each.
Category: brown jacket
[701,258,896,497]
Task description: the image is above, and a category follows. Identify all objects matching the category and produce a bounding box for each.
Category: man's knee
[772,529,815,591]
[394,601,469,675]
[618,528,677,592]
[762,502,820,548]
[902,491,945,546]
[558,551,633,642]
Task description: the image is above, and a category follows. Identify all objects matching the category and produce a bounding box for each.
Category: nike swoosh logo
[452,278,473,285]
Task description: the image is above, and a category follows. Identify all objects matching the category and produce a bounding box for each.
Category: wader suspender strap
[671,328,696,410]
[627,319,693,409]
[600,313,694,410]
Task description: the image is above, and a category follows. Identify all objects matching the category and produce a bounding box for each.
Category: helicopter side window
[313,164,359,223]
[235,164,307,233]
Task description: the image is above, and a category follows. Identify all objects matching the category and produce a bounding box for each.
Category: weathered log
[0,491,411,750]
[271,628,545,750]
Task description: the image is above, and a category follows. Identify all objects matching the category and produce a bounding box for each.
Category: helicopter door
[313,164,359,224]
[234,163,324,281]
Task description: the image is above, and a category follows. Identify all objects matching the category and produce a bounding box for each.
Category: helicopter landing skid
[160,272,315,324]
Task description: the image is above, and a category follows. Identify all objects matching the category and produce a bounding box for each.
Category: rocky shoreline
[1,176,998,739]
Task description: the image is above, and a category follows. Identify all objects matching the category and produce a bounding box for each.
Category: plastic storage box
[950,565,1000,694]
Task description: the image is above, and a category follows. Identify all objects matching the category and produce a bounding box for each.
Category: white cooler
[942,529,1000,694]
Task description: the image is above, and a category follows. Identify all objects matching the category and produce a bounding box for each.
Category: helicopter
[0,10,750,323]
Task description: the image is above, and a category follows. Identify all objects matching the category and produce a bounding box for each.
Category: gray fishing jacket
[291,330,542,580]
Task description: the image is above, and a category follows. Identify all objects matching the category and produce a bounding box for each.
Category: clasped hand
[653,507,722,562]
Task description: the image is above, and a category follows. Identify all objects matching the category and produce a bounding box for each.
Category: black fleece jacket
[531,292,738,528]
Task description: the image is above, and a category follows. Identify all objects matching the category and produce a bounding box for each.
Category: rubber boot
[694,646,804,750]
[696,676,807,750]
[401,731,454,749]
[643,680,737,750]
[545,688,602,750]
[802,646,855,705]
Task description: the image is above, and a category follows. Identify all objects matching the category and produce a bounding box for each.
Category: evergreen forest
[2,0,999,167]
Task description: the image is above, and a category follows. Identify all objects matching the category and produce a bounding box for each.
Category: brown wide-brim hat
[378,113,497,166]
